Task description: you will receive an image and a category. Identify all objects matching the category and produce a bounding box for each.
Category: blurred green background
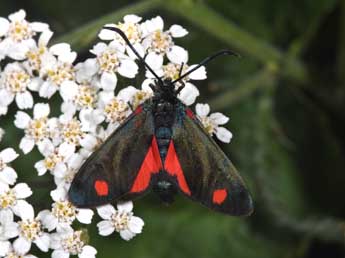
[1,0,345,257]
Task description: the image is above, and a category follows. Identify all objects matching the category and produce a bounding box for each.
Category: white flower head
[99,15,145,59]
[0,62,34,110]
[0,183,32,217]
[90,41,138,91]
[50,227,97,258]
[141,16,188,69]
[14,103,55,154]
[39,187,93,232]
[97,201,144,241]
[195,103,233,143]
[0,9,49,60]
[13,205,50,255]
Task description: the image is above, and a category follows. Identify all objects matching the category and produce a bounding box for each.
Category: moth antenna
[178,62,185,78]
[103,26,164,85]
[172,50,239,84]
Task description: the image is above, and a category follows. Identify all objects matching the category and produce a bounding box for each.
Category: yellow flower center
[61,230,85,255]
[104,98,129,124]
[8,20,34,42]
[18,219,42,241]
[61,118,84,146]
[26,117,49,142]
[75,85,97,109]
[5,71,31,94]
[150,30,173,54]
[98,50,119,73]
[52,201,77,224]
[46,63,75,86]
[111,210,132,232]
[0,189,16,208]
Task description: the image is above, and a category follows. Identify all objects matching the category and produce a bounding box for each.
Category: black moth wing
[68,102,154,208]
[171,103,253,216]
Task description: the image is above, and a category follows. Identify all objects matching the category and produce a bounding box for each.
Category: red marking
[212,189,227,204]
[134,105,143,115]
[130,137,162,193]
[186,108,195,119]
[94,180,109,196]
[164,141,191,195]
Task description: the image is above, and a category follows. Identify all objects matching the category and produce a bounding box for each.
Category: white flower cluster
[0,10,233,257]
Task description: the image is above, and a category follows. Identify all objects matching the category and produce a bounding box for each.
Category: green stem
[209,68,277,110]
[54,0,159,50]
[160,0,308,84]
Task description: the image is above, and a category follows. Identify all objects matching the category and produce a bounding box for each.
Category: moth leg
[127,102,134,112]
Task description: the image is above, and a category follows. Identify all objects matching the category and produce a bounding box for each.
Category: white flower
[34,140,75,176]
[0,62,35,110]
[141,16,188,68]
[97,201,144,241]
[195,103,233,143]
[99,14,145,59]
[0,9,49,60]
[0,183,32,217]
[50,227,97,258]
[90,41,138,91]
[13,205,50,255]
[39,187,93,232]
[39,45,76,98]
[53,153,84,190]
[24,29,54,73]
[0,209,19,256]
[14,103,55,154]
[0,148,19,186]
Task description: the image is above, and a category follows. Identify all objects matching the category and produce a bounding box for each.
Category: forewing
[169,105,253,216]
[68,104,158,208]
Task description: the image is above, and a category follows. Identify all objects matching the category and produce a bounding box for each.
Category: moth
[68,27,253,216]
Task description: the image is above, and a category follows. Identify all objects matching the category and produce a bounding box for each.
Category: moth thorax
[153,180,177,204]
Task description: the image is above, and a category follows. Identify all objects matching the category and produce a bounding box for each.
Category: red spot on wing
[212,189,227,204]
[164,141,191,195]
[186,108,195,119]
[134,105,143,115]
[130,136,162,193]
[94,180,109,196]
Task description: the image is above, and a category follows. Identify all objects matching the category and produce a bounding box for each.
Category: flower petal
[52,250,70,258]
[215,127,233,143]
[14,111,31,129]
[0,148,19,163]
[128,216,144,234]
[169,24,188,38]
[97,220,115,236]
[167,46,188,64]
[119,229,135,241]
[14,183,32,198]
[0,17,9,37]
[101,72,117,91]
[178,83,199,106]
[118,59,139,78]
[0,166,18,185]
[195,103,210,117]
[76,208,94,224]
[33,103,50,119]
[187,65,207,80]
[117,201,133,212]
[34,233,50,252]
[13,236,31,255]
[210,112,229,125]
[145,52,163,70]
[80,245,97,258]
[19,136,35,154]
[96,204,115,220]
